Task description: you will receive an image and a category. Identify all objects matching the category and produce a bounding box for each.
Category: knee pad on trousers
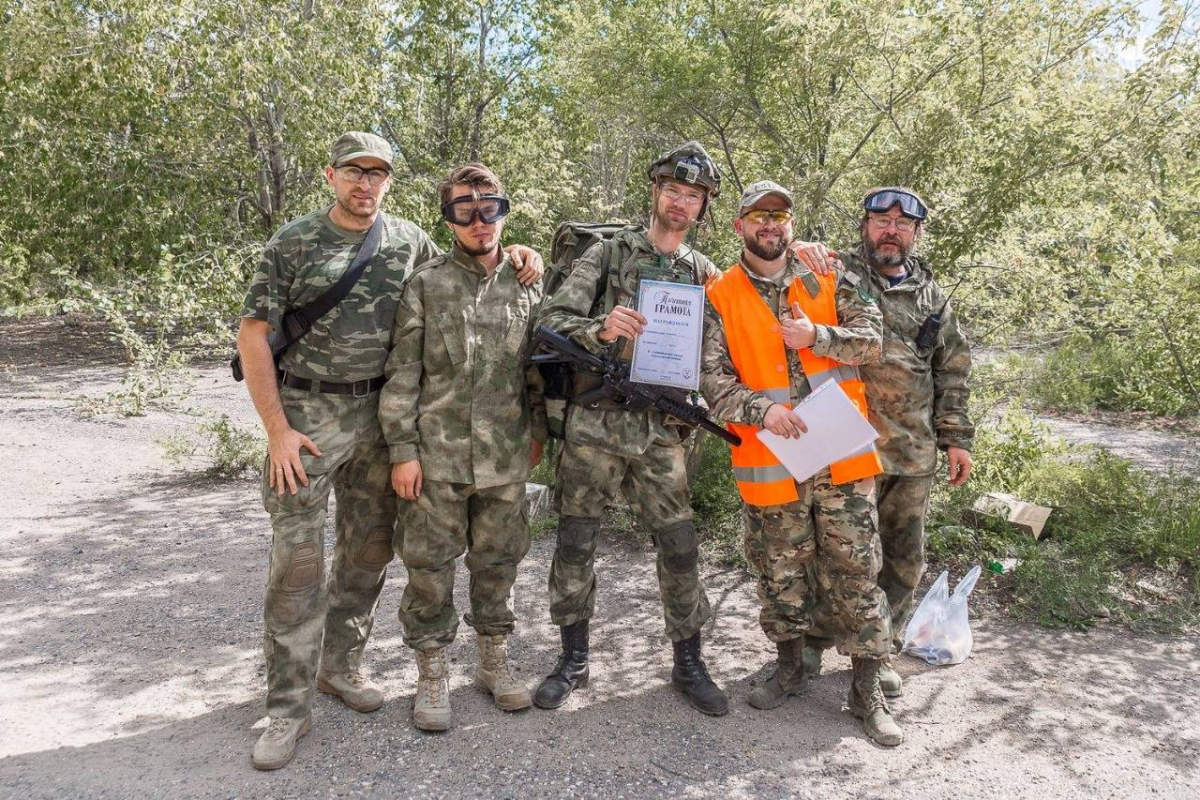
[557,516,600,566]
[354,524,395,571]
[278,542,322,593]
[655,520,699,574]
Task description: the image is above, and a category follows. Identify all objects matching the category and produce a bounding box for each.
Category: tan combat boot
[748,638,808,710]
[476,634,533,711]
[847,657,904,747]
[317,670,385,713]
[878,659,903,698]
[413,648,452,731]
[252,714,312,770]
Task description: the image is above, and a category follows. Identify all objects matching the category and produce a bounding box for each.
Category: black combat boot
[534,620,589,709]
[671,633,728,716]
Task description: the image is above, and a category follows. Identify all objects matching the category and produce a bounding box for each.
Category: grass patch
[160,414,266,477]
[929,404,1199,631]
[1003,335,1200,417]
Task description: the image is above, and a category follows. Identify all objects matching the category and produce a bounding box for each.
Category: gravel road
[1,318,1197,798]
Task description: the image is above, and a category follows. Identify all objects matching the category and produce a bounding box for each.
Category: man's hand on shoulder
[505,244,544,286]
[789,241,841,276]
[392,460,423,500]
[267,425,322,496]
[947,446,972,487]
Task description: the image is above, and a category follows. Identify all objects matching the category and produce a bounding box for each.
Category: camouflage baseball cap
[329,131,394,170]
[738,180,793,212]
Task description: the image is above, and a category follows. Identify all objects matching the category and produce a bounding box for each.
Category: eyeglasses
[658,183,706,206]
[741,209,793,226]
[441,194,511,225]
[335,165,391,187]
[863,189,927,221]
[866,214,917,233]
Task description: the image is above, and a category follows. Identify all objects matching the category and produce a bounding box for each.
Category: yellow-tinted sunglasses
[741,209,793,225]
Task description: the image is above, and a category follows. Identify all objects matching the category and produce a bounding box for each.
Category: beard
[652,202,695,233]
[743,230,788,262]
[336,193,377,219]
[459,238,500,258]
[862,231,911,268]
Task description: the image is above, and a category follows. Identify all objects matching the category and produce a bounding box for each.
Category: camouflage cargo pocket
[435,312,466,365]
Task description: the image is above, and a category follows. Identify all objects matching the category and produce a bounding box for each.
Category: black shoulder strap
[282,211,385,339]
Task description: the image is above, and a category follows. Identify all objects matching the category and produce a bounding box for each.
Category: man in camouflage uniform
[701,180,902,746]
[380,163,547,731]
[794,187,974,698]
[532,142,728,716]
[238,133,542,769]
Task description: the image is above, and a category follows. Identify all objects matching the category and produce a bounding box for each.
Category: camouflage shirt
[700,255,883,427]
[240,206,441,382]
[379,244,548,489]
[537,228,720,456]
[841,248,974,476]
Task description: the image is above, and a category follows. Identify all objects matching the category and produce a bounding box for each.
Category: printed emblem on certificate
[629,279,705,391]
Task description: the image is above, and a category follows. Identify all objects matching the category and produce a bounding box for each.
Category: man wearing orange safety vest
[699,180,902,747]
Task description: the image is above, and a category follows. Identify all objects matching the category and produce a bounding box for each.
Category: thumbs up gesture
[780,302,817,350]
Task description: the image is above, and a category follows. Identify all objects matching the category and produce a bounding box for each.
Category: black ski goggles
[441,194,511,225]
[863,190,927,221]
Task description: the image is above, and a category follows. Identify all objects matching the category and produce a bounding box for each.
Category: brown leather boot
[748,638,808,710]
[847,657,903,746]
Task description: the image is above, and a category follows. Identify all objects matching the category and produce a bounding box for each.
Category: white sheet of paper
[629,279,705,391]
[756,380,879,484]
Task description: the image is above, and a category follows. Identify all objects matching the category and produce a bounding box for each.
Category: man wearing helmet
[532,141,728,716]
[792,187,975,696]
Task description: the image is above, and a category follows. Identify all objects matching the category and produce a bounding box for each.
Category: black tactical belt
[281,372,386,397]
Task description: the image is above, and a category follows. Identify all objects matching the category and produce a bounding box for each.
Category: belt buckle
[352,379,370,398]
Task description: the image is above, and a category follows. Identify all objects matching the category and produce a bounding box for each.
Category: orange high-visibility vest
[706,264,882,506]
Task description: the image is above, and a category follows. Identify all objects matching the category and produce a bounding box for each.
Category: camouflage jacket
[700,255,883,427]
[240,206,441,383]
[380,244,547,489]
[537,228,720,456]
[841,248,974,476]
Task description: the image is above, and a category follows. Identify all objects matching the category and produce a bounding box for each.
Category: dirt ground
[1,317,1198,799]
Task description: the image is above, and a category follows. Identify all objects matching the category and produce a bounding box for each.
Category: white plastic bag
[901,565,983,666]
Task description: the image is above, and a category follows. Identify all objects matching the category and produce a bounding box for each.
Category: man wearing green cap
[699,179,901,746]
[792,186,974,698]
[237,131,543,770]
[532,141,729,717]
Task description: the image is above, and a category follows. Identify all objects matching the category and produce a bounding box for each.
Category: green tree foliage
[1,0,1198,413]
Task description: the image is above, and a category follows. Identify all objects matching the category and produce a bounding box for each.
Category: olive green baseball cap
[739,180,793,212]
[329,132,394,170]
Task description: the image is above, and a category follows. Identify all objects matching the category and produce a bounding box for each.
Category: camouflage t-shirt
[240,206,441,382]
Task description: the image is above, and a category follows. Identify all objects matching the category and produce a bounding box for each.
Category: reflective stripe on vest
[707,263,882,506]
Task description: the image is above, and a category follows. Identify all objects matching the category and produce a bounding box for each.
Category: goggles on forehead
[441,194,511,225]
[863,190,927,221]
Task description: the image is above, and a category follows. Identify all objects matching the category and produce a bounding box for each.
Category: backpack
[537,222,641,437]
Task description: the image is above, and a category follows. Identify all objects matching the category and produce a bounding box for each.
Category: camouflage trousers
[808,473,933,652]
[396,479,530,651]
[742,470,891,658]
[261,387,395,719]
[549,439,711,642]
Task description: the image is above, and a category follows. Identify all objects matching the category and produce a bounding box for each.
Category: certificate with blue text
[630,279,705,391]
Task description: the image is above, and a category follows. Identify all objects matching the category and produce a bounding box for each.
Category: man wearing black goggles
[790,185,974,709]
[381,161,547,732]
[862,189,927,221]
[440,194,511,227]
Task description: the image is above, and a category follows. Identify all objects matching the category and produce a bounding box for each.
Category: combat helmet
[647,141,722,213]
